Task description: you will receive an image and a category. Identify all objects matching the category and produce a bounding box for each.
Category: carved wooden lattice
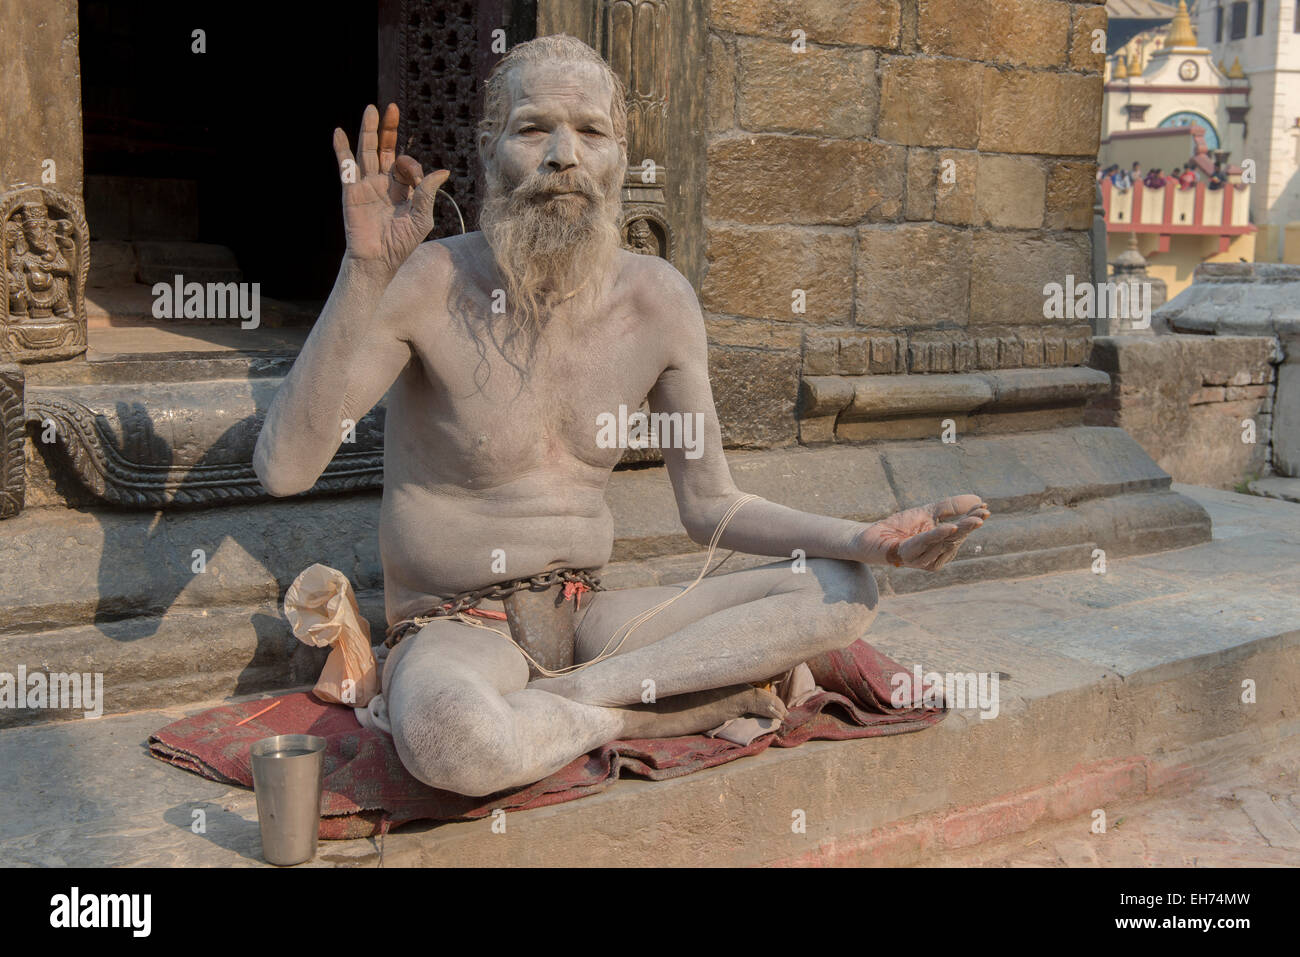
[390,0,488,240]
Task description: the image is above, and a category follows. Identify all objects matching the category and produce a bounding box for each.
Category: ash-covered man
[254,35,989,797]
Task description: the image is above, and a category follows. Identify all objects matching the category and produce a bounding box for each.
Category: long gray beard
[479,165,623,343]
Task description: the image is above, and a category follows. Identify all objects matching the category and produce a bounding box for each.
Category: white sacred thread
[436,188,467,235]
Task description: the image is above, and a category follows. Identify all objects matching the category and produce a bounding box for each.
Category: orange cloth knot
[562,580,591,610]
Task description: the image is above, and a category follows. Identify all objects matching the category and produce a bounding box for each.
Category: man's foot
[613,683,788,740]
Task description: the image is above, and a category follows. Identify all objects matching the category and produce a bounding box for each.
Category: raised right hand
[333,103,450,276]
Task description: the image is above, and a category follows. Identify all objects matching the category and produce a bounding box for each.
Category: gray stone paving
[938,734,1300,867]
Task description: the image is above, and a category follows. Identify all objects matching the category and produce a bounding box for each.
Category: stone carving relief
[620,212,669,258]
[1,186,88,362]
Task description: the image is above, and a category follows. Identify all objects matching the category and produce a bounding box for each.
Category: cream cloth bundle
[284,563,379,707]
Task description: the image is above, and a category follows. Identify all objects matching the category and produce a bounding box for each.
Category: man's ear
[477,129,495,165]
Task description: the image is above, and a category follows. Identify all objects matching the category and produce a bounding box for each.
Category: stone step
[1249,476,1300,503]
[134,241,244,286]
[0,485,1292,865]
[0,429,1211,723]
[30,325,310,387]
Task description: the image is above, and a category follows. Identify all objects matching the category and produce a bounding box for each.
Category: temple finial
[1166,0,1198,48]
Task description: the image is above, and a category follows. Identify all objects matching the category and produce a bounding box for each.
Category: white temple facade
[1102,2,1248,172]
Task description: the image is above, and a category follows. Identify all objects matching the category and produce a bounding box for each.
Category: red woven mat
[148,639,944,840]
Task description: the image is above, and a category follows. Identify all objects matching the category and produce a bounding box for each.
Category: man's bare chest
[398,300,669,475]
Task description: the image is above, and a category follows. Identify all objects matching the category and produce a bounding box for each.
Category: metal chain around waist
[383,568,605,649]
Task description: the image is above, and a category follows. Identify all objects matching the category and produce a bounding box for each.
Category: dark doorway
[79,0,378,301]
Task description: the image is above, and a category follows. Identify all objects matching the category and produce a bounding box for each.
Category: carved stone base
[802,326,1094,378]
[23,378,384,509]
[798,367,1111,445]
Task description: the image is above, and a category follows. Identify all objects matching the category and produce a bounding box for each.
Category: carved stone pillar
[0,363,23,519]
[1,186,89,363]
[604,0,673,261]
[539,0,706,287]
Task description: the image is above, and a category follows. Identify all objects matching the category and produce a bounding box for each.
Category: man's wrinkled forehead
[504,60,615,124]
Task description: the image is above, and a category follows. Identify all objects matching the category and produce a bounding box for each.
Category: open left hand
[860,495,991,571]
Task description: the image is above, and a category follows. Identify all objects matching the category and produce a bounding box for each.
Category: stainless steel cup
[250,733,326,866]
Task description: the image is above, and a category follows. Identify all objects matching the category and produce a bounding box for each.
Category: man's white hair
[476,33,629,161]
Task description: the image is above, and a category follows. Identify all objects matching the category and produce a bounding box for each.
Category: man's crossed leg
[384,557,877,796]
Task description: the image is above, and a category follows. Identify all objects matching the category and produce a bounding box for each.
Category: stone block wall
[702,0,1106,447]
[1085,335,1278,489]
